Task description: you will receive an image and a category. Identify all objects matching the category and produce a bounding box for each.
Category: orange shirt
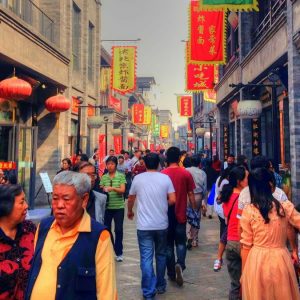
[30,210,117,300]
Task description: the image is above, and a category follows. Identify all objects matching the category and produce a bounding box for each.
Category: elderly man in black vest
[25,171,117,300]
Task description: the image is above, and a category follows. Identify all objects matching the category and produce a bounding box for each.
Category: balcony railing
[0,0,55,43]
[252,0,286,46]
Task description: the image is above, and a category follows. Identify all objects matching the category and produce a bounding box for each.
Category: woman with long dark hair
[221,166,248,300]
[240,168,300,300]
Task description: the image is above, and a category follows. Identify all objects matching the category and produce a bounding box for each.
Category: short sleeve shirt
[100,172,126,209]
[129,172,175,230]
[162,166,195,223]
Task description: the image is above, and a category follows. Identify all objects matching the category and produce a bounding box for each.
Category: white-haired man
[25,171,117,300]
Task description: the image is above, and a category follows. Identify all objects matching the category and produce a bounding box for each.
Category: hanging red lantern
[45,94,71,113]
[0,77,32,100]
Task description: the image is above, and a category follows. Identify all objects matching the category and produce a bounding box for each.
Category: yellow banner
[160,125,169,138]
[112,46,137,94]
[100,67,111,92]
[143,106,152,125]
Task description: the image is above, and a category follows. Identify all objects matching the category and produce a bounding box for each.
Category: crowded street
[1,0,300,299]
[118,209,229,300]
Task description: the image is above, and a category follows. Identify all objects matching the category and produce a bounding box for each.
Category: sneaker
[157,288,166,295]
[213,259,222,272]
[116,255,123,262]
[175,263,184,286]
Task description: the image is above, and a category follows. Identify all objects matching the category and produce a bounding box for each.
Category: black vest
[25,216,106,300]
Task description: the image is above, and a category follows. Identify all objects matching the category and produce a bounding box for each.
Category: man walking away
[162,147,196,286]
[128,153,176,300]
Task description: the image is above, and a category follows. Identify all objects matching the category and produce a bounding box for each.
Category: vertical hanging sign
[160,125,169,138]
[132,104,145,124]
[113,135,122,154]
[189,1,225,64]
[178,96,193,117]
[252,119,261,156]
[111,46,137,94]
[98,134,106,175]
[143,106,152,125]
[223,125,229,160]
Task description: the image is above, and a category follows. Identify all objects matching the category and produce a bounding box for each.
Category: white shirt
[129,172,175,230]
[213,177,229,219]
[237,186,288,218]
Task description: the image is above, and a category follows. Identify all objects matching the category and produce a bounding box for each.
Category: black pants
[104,208,124,256]
[218,215,227,239]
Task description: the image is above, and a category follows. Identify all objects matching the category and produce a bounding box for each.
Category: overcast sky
[101,0,190,126]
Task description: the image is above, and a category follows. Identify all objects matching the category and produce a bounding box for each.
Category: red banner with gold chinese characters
[178,96,193,117]
[160,125,169,138]
[132,104,145,124]
[186,63,215,91]
[189,1,225,64]
[111,46,137,94]
[109,96,122,112]
[113,136,122,154]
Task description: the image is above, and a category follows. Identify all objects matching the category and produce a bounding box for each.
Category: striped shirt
[100,172,126,209]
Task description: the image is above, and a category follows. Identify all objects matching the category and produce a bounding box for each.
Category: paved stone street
[117,210,230,300]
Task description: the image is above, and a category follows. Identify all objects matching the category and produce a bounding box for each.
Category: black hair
[124,151,130,155]
[80,154,89,162]
[106,156,118,166]
[120,149,125,155]
[191,155,201,167]
[218,168,231,187]
[183,156,192,168]
[7,170,17,184]
[144,153,160,170]
[76,149,83,156]
[62,158,72,166]
[159,149,165,154]
[250,155,271,171]
[180,150,187,156]
[0,184,23,217]
[228,153,235,158]
[118,155,124,160]
[166,147,181,164]
[237,155,249,170]
[145,149,151,154]
[93,147,98,153]
[249,168,285,223]
[220,166,247,203]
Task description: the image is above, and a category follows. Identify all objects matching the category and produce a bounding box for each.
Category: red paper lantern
[0,77,32,100]
[45,95,71,113]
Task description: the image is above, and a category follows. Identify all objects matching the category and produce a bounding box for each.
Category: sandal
[213,259,222,272]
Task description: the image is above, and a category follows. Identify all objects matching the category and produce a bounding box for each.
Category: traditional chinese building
[215,0,300,204]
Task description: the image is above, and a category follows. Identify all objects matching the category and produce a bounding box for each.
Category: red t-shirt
[223,193,240,241]
[162,166,195,223]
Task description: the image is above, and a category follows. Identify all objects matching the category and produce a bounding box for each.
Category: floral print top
[0,220,36,300]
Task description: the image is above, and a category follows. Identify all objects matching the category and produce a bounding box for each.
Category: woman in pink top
[220,166,248,300]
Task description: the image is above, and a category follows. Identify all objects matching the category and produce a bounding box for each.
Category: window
[72,2,81,71]
[88,22,94,81]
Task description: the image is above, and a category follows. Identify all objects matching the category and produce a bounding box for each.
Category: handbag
[220,195,239,244]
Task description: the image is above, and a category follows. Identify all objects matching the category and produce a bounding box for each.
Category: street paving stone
[117,212,230,300]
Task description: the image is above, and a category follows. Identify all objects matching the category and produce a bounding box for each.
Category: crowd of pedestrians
[0,145,300,300]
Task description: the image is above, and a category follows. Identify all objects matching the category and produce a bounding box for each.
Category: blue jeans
[137,229,168,299]
[166,221,187,279]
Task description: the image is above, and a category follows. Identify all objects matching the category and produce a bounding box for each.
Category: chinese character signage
[109,96,122,112]
[88,105,95,117]
[252,119,261,156]
[189,1,225,64]
[111,46,137,94]
[178,96,193,117]
[153,123,160,137]
[71,97,79,114]
[160,125,169,138]
[100,67,111,92]
[151,114,157,131]
[186,62,215,92]
[143,106,152,125]
[223,125,229,160]
[203,90,217,103]
[0,161,16,170]
[199,0,259,11]
[113,136,122,154]
[132,104,144,124]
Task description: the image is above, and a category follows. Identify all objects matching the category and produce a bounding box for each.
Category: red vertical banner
[113,136,122,154]
[98,134,106,175]
[150,143,155,152]
[109,96,122,112]
[132,104,145,124]
[142,140,148,149]
[178,96,193,117]
[188,1,225,64]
